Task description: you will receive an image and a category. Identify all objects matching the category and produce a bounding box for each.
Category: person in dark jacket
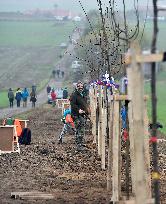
[30,91,37,108]
[15,88,22,107]
[8,88,14,108]
[63,87,68,99]
[70,81,90,151]
[46,84,51,94]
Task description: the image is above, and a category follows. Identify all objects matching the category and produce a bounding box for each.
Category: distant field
[142,21,166,51]
[0,21,75,46]
[0,20,75,107]
[0,20,75,89]
[0,91,9,107]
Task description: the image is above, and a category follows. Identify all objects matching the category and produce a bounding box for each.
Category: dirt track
[0,105,166,204]
[0,105,111,204]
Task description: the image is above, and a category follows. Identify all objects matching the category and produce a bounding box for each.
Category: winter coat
[15,90,22,101]
[51,91,56,101]
[8,90,14,100]
[70,89,89,118]
[22,89,29,100]
[63,89,68,99]
[30,91,37,102]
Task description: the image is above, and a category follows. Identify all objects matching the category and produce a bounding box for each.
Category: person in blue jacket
[22,88,29,107]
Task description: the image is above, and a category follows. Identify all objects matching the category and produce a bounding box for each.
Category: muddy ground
[0,105,166,204]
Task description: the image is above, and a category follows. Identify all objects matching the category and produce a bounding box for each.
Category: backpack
[18,128,31,145]
[15,92,22,101]
[8,90,14,99]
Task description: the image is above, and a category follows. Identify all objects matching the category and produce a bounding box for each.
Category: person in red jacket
[51,89,57,107]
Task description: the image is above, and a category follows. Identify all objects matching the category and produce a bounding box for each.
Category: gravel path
[0,79,63,119]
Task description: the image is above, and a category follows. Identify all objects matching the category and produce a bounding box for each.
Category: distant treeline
[0,12,60,21]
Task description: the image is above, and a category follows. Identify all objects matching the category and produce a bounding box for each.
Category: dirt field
[0,105,165,204]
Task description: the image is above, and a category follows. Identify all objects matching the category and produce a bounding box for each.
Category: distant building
[24,8,81,20]
[73,16,81,22]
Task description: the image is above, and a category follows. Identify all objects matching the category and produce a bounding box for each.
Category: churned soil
[0,105,165,204]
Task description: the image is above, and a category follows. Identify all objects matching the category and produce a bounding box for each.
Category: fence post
[107,100,114,190]
[101,87,107,170]
[144,100,152,199]
[111,97,121,202]
[127,67,136,195]
[92,87,97,144]
[127,43,147,204]
[97,85,102,156]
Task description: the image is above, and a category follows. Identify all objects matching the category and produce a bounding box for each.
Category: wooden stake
[127,67,136,195]
[111,99,121,202]
[127,42,147,204]
[144,101,152,198]
[97,86,102,156]
[101,87,106,170]
[107,100,114,190]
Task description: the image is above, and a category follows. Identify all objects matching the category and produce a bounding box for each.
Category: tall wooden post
[97,85,102,156]
[89,86,96,143]
[127,67,136,195]
[107,100,114,190]
[127,43,147,204]
[92,87,97,144]
[111,97,121,202]
[101,87,106,170]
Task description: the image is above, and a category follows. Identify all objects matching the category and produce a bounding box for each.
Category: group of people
[8,87,37,108]
[47,85,69,106]
[58,81,90,151]
[52,69,65,79]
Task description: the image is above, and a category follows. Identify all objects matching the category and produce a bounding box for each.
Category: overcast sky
[0,0,154,12]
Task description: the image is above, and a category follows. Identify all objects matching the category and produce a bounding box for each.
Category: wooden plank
[20,195,54,200]
[127,42,147,204]
[0,126,14,151]
[111,99,121,202]
[11,191,54,200]
[110,95,149,101]
[57,99,69,108]
[124,52,164,65]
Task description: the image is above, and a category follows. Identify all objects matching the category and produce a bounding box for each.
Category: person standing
[30,90,37,108]
[63,87,68,99]
[51,89,57,107]
[8,88,14,108]
[21,88,29,107]
[15,88,22,107]
[46,84,51,94]
[70,81,90,151]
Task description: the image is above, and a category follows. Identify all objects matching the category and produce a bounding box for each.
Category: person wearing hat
[70,81,90,151]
